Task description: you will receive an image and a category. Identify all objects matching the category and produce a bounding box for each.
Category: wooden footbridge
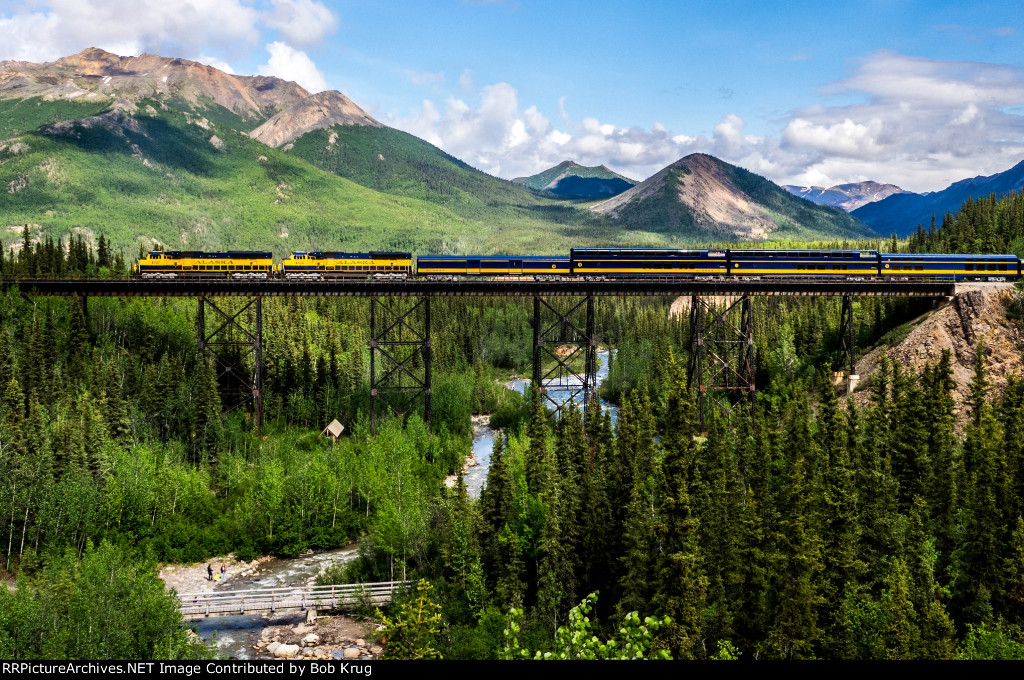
[176,581,411,618]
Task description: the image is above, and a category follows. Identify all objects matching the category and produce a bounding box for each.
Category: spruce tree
[765,405,823,659]
[192,357,223,463]
[654,376,707,658]
[956,348,1009,623]
[905,496,955,658]
[816,367,862,656]
[858,354,900,593]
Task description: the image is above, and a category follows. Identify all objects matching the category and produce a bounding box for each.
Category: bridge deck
[5,278,957,297]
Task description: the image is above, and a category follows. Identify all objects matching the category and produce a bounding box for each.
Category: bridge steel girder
[370,296,431,431]
[687,295,756,432]
[197,295,263,432]
[835,294,859,394]
[532,295,598,415]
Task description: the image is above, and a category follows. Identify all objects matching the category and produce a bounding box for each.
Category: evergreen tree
[654,375,707,658]
[765,405,823,659]
[192,357,222,463]
[816,367,862,656]
[955,343,1009,623]
[905,496,955,658]
[617,391,660,616]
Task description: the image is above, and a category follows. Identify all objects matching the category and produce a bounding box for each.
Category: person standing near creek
[220,565,226,581]
[207,564,213,581]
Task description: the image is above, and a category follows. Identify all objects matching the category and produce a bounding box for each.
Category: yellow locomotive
[279,251,412,279]
[131,251,275,279]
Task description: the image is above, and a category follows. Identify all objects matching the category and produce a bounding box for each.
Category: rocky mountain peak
[248,90,380,148]
[591,152,874,240]
[783,180,906,212]
[0,48,311,122]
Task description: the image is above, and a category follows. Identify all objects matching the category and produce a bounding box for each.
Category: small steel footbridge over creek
[176,581,412,618]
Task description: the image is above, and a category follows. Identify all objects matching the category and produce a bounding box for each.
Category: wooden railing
[176,581,411,617]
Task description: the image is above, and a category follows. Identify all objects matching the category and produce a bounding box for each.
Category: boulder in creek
[274,644,301,659]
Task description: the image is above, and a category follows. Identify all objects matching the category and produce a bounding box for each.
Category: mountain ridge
[512,160,636,198]
[783,181,906,212]
[591,153,876,241]
[0,49,881,252]
[851,159,1024,236]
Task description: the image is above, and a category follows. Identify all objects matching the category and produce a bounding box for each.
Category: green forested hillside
[512,160,636,198]
[0,101,645,255]
[905,190,1024,255]
[285,124,620,227]
[0,97,112,140]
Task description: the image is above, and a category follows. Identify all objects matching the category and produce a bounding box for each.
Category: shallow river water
[463,349,618,497]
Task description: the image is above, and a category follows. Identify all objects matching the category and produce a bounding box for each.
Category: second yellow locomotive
[279,251,413,279]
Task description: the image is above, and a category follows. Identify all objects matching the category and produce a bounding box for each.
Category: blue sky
[1,0,1023,191]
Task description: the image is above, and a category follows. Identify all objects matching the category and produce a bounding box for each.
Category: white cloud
[386,51,1024,192]
[406,69,445,88]
[0,0,261,62]
[257,41,328,93]
[459,69,475,92]
[384,81,724,180]
[263,0,338,47]
[196,54,235,74]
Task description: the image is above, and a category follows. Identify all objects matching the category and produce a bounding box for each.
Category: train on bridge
[131,248,1022,282]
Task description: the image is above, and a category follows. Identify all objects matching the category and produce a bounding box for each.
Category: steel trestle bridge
[4,277,958,431]
[4,278,955,298]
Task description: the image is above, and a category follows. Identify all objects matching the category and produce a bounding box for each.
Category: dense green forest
[4,194,1024,660]
[905,190,1024,256]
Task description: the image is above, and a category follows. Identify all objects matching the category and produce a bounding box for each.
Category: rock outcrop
[248,91,379,148]
[853,283,1024,425]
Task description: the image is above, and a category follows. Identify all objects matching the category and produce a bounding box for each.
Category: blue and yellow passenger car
[880,253,1020,280]
[729,249,878,277]
[568,248,729,276]
[416,255,571,277]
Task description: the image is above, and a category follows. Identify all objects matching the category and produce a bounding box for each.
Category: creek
[463,349,618,497]
[185,545,361,659]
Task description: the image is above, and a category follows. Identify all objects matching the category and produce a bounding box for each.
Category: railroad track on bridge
[176,581,411,618]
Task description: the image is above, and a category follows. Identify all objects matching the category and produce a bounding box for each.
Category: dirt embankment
[853,283,1024,425]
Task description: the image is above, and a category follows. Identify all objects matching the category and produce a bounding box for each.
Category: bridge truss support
[836,294,859,394]
[687,295,756,432]
[532,295,598,414]
[370,296,431,431]
[197,296,263,431]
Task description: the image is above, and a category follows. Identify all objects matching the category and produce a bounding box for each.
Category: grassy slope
[0,97,112,139]
[725,163,878,240]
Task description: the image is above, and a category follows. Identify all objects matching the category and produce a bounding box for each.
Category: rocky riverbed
[252,616,380,660]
